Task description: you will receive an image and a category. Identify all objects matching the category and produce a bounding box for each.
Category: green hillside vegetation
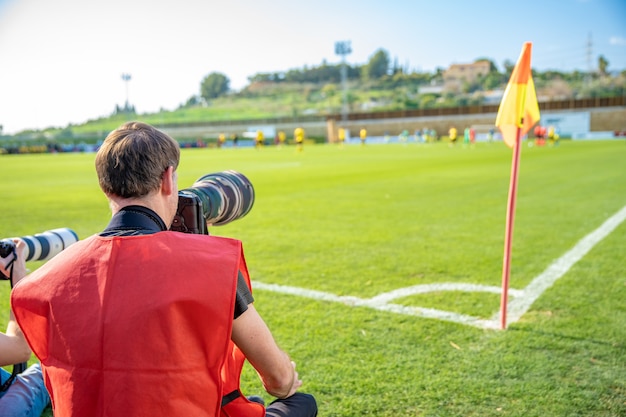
[6,48,626,140]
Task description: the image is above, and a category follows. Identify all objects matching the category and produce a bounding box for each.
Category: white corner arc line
[250,281,498,328]
[369,283,524,304]
[252,204,626,330]
[500,204,626,325]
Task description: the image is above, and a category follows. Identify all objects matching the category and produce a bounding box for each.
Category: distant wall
[589,106,626,132]
[160,105,626,142]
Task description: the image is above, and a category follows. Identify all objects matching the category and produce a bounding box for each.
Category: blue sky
[0,0,624,134]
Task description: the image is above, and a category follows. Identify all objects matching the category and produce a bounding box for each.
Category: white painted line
[252,204,626,330]
[251,281,499,328]
[251,282,362,305]
[369,283,524,304]
[499,204,626,325]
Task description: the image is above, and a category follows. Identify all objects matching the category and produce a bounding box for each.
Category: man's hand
[0,239,28,286]
[232,304,305,399]
[0,239,32,366]
[284,361,303,399]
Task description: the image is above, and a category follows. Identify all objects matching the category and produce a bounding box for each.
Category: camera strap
[0,245,16,281]
[0,248,28,393]
[0,363,25,393]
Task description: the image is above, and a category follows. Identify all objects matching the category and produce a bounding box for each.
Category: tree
[598,55,609,75]
[502,59,515,79]
[114,103,135,115]
[321,83,337,111]
[419,94,437,109]
[391,57,402,75]
[363,49,390,80]
[474,58,499,73]
[200,72,230,101]
[180,95,200,108]
[321,83,337,98]
[481,72,504,90]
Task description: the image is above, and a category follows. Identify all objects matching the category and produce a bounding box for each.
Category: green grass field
[1,139,625,416]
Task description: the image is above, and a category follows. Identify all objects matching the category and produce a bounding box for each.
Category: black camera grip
[0,240,17,281]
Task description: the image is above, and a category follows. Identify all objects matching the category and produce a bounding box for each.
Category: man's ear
[161,166,176,196]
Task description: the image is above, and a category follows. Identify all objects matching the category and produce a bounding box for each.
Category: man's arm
[0,312,31,366]
[0,240,32,366]
[231,304,302,399]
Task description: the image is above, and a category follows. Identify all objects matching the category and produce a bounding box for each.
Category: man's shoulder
[160,231,242,249]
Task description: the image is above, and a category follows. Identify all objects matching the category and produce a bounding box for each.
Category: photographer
[0,240,50,417]
[11,122,317,417]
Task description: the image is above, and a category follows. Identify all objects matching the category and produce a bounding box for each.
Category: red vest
[12,232,264,417]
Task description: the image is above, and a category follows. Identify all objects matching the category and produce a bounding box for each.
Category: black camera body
[170,170,255,235]
[171,192,208,234]
[0,241,15,259]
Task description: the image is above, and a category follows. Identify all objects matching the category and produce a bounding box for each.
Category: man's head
[95,122,181,225]
[95,122,180,198]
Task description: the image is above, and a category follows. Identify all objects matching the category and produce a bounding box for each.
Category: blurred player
[449,126,458,147]
[359,128,367,146]
[338,128,346,148]
[255,130,264,149]
[294,127,305,152]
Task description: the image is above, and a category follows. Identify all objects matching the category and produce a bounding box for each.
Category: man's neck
[100,206,167,236]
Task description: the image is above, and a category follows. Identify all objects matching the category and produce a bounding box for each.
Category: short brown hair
[95,122,180,198]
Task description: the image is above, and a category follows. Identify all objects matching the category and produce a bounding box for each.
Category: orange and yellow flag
[495,42,540,148]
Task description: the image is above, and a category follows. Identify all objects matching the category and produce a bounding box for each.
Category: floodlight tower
[121,73,132,111]
[335,41,352,122]
[585,33,593,87]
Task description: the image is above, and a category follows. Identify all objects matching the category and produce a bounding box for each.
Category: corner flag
[496,42,540,329]
[495,42,540,148]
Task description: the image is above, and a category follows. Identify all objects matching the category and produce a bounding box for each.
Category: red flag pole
[500,126,523,329]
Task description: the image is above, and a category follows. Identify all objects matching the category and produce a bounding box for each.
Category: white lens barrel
[8,228,79,262]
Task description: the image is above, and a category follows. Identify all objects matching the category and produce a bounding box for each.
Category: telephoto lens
[0,228,79,262]
[183,170,255,226]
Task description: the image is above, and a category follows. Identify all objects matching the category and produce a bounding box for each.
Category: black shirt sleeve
[234,270,254,319]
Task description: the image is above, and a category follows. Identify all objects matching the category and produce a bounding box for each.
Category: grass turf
[1,139,625,416]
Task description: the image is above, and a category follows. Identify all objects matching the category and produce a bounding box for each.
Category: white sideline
[252,204,626,330]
